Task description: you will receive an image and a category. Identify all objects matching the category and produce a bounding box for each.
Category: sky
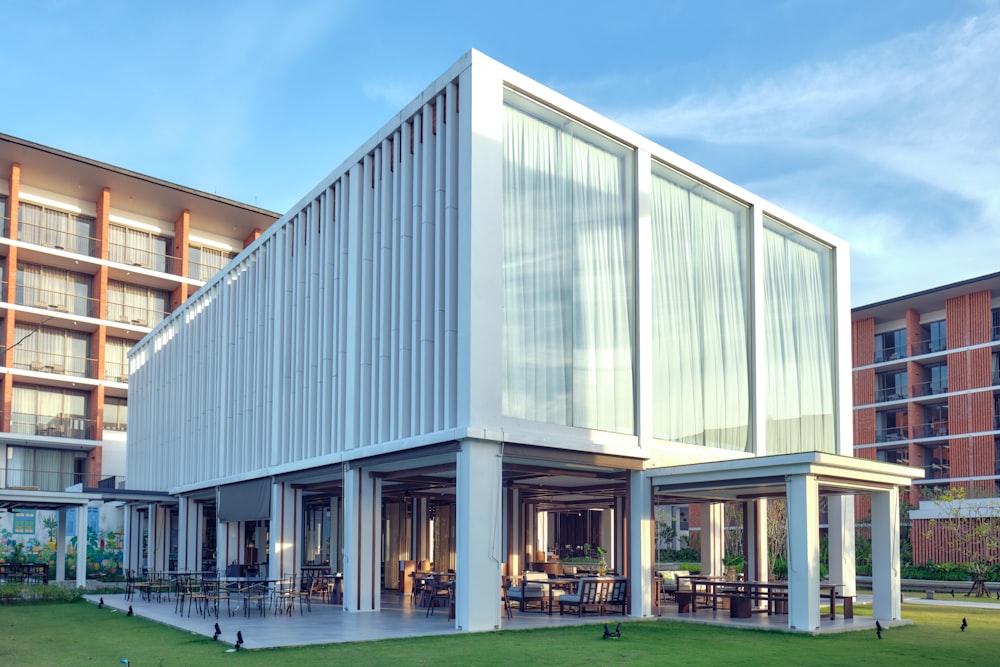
[2,0,998,306]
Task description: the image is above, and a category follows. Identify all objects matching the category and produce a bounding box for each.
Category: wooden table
[546,577,579,615]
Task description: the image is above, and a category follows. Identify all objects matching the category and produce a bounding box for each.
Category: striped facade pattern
[129,81,462,490]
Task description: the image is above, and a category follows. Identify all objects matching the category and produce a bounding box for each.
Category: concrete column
[786,475,820,631]
[628,470,652,617]
[76,503,88,588]
[177,496,201,571]
[506,487,520,576]
[746,499,768,583]
[342,466,380,611]
[699,502,724,577]
[56,507,68,582]
[123,505,141,572]
[827,494,856,598]
[271,481,302,578]
[223,522,241,576]
[150,504,171,572]
[871,487,901,621]
[610,497,623,573]
[456,439,502,631]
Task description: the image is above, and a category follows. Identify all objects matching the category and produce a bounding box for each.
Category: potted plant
[596,547,608,575]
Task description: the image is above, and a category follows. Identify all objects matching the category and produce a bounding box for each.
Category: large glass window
[109,223,171,272]
[11,384,90,438]
[502,96,635,433]
[764,217,836,453]
[189,244,235,280]
[18,202,95,255]
[12,324,90,377]
[103,397,128,432]
[875,370,907,402]
[107,281,170,327]
[651,165,750,451]
[5,446,86,491]
[875,328,906,362]
[105,337,132,382]
[15,264,93,316]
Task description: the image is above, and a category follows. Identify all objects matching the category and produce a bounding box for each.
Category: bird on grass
[961,617,968,632]
[236,630,244,651]
[98,597,104,609]
[951,589,955,597]
[213,623,222,641]
[602,622,622,639]
[119,658,129,666]
[126,606,134,617]
[875,620,883,639]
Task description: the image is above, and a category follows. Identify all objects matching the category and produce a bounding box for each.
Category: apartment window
[876,409,908,442]
[993,308,1000,341]
[15,263,93,316]
[105,337,132,382]
[11,384,89,438]
[107,281,170,327]
[923,363,948,396]
[923,404,948,438]
[12,324,90,377]
[18,201,95,255]
[876,447,909,465]
[188,244,236,280]
[923,443,950,479]
[5,445,87,491]
[103,397,127,432]
[875,370,907,401]
[109,223,171,272]
[919,319,947,354]
[875,328,906,362]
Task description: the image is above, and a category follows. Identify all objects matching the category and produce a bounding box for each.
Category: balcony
[104,360,129,384]
[106,303,168,328]
[3,466,87,493]
[911,340,948,356]
[12,352,98,379]
[108,243,176,274]
[918,421,949,439]
[875,426,909,443]
[15,284,98,318]
[18,219,98,257]
[912,380,948,397]
[874,346,905,363]
[10,412,97,439]
[875,387,907,402]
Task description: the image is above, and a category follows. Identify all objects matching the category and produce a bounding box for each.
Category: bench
[507,571,561,612]
[603,576,628,615]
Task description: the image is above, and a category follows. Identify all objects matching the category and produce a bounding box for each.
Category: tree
[924,486,1000,597]
[767,499,788,578]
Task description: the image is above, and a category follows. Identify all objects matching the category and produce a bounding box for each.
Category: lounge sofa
[507,571,563,612]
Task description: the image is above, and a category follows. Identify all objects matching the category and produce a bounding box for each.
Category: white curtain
[502,102,634,433]
[763,221,835,454]
[651,170,750,451]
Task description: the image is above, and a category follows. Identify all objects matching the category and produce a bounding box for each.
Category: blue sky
[3,0,998,306]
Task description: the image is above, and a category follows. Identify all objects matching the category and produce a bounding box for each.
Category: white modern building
[126,50,919,633]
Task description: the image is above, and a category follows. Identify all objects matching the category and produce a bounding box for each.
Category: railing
[911,340,947,356]
[105,360,129,383]
[17,219,99,257]
[875,426,909,443]
[993,325,1000,341]
[106,303,168,328]
[874,346,905,363]
[9,412,97,439]
[104,420,127,432]
[15,284,98,318]
[95,475,126,490]
[912,380,948,397]
[12,351,98,379]
[918,422,949,438]
[875,387,907,402]
[108,242,176,273]
[3,466,86,492]
[924,458,950,479]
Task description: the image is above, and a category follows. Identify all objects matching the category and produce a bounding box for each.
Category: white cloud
[612,10,1000,305]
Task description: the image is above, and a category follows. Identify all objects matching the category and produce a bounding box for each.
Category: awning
[217,478,271,522]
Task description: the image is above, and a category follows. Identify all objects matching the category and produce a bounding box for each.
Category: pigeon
[213,623,222,641]
[236,630,244,651]
[961,617,967,632]
[875,620,882,639]
[951,589,955,597]
[126,606,134,617]
[98,597,104,609]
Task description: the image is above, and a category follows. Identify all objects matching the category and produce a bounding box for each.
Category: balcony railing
[913,380,948,397]
[15,284,98,318]
[3,466,87,492]
[874,346,905,363]
[108,242,176,273]
[106,303,168,328]
[17,219,98,257]
[912,340,947,356]
[875,426,909,442]
[875,387,907,402]
[105,360,129,383]
[9,412,96,439]
[12,352,98,379]
[918,422,949,438]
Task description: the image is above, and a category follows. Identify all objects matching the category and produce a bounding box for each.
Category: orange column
[2,163,21,432]
[172,209,190,308]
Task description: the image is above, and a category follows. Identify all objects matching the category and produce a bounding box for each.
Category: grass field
[0,602,996,666]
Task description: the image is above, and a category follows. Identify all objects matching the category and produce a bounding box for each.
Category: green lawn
[0,602,995,666]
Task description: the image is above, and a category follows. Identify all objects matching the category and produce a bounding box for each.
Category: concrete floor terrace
[82,590,894,649]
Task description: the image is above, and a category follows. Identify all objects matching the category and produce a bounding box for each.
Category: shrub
[0,583,86,604]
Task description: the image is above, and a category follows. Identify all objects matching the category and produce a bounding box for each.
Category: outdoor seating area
[505,572,629,618]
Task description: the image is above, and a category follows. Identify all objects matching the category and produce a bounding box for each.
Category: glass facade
[651,164,750,451]
[502,96,635,434]
[763,217,836,454]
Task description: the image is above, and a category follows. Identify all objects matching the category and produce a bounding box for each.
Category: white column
[699,502,724,577]
[746,499,768,583]
[271,481,302,578]
[628,470,652,617]
[123,505,141,572]
[329,496,342,572]
[223,522,241,577]
[871,487,901,621]
[56,507,68,582]
[177,496,200,571]
[342,466,380,611]
[456,439,502,631]
[506,487,520,576]
[75,503,88,588]
[786,474,820,631]
[827,494,856,598]
[609,497,622,572]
